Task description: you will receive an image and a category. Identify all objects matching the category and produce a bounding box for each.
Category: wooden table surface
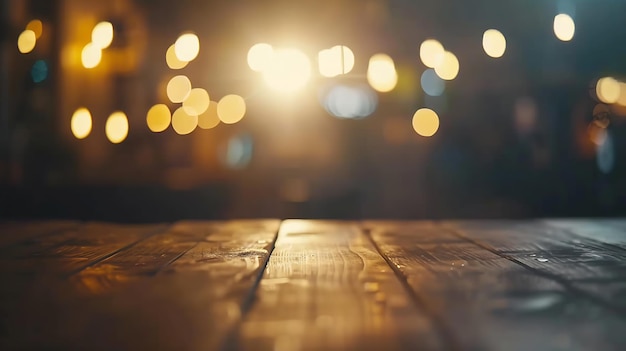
[1,219,625,350]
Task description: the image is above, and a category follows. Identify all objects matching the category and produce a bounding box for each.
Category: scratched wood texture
[233,220,443,351]
[0,220,279,351]
[1,219,626,350]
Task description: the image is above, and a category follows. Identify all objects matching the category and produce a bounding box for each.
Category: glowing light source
[17,30,36,54]
[166,75,192,103]
[434,51,459,80]
[198,101,220,129]
[247,43,273,72]
[596,77,621,104]
[105,111,129,144]
[183,88,210,115]
[217,94,246,124]
[482,29,506,58]
[91,21,113,49]
[554,14,575,41]
[323,85,377,119]
[146,104,171,132]
[81,43,102,69]
[174,33,200,62]
[171,107,198,135]
[421,69,445,96]
[262,48,311,93]
[71,108,92,139]
[166,44,188,70]
[26,20,43,39]
[420,39,445,68]
[367,53,398,93]
[31,60,48,83]
[318,45,355,77]
[617,83,626,106]
[412,108,440,137]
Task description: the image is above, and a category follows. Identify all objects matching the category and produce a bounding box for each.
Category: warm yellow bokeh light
[166,75,192,103]
[71,108,92,139]
[166,44,188,69]
[17,30,36,54]
[174,33,200,62]
[554,14,575,41]
[146,104,171,132]
[247,43,273,72]
[26,20,43,39]
[183,88,210,115]
[617,83,626,107]
[596,77,621,104]
[105,111,129,144]
[318,45,355,77]
[483,29,506,58]
[412,108,440,137]
[262,48,311,93]
[198,101,220,129]
[81,43,102,69]
[217,94,246,124]
[172,107,198,135]
[92,21,114,49]
[420,39,445,68]
[367,53,398,93]
[434,51,459,80]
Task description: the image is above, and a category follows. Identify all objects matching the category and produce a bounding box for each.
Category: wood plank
[450,220,626,301]
[0,222,165,275]
[0,220,78,247]
[0,220,279,351]
[366,220,626,351]
[233,220,444,351]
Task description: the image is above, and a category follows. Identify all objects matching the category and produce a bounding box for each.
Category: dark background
[1,0,626,222]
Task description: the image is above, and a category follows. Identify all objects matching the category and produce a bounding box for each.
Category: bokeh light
[222,134,254,169]
[171,107,198,135]
[183,88,210,115]
[367,53,398,93]
[71,108,92,139]
[198,101,220,129]
[166,75,192,103]
[262,48,311,93]
[81,43,102,69]
[217,94,246,124]
[146,104,171,132]
[318,45,355,77]
[26,19,43,39]
[420,39,445,68]
[434,51,459,80]
[31,60,48,83]
[105,111,129,144]
[247,43,273,72]
[323,85,377,119]
[554,14,575,41]
[617,83,626,106]
[597,131,614,174]
[482,29,506,58]
[174,33,200,62]
[412,108,440,137]
[421,69,445,96]
[91,21,114,49]
[17,30,36,54]
[596,77,621,104]
[166,44,188,70]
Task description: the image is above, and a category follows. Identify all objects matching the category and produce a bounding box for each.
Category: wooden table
[1,219,625,350]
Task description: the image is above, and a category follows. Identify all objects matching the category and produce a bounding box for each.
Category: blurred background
[1,0,626,222]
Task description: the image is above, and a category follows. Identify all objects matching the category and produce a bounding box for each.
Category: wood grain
[234,220,443,351]
[366,220,626,351]
[0,220,279,351]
